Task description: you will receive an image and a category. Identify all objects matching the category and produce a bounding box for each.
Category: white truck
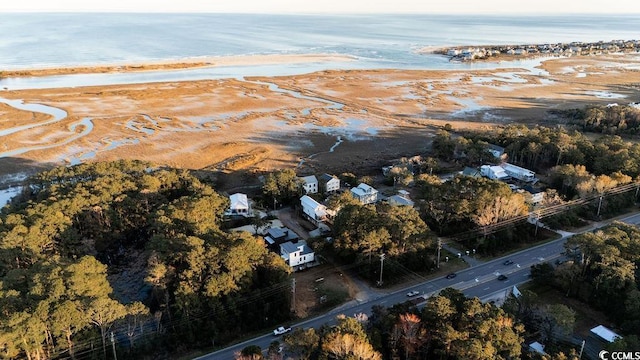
[273,326,292,336]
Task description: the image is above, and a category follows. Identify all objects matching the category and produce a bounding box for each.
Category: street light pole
[436,238,441,268]
[378,253,385,286]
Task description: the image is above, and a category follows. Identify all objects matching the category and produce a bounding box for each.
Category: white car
[273,326,292,336]
[406,290,420,297]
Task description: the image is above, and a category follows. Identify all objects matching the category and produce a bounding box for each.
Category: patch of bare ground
[291,264,359,319]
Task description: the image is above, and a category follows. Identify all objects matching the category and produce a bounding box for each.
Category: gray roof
[487,144,505,153]
[388,195,414,206]
[267,227,286,239]
[280,240,313,255]
[462,167,481,177]
[319,173,337,183]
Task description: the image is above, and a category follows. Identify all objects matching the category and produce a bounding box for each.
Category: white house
[350,183,378,205]
[319,173,340,193]
[226,193,251,217]
[501,163,536,183]
[300,175,318,194]
[522,186,545,205]
[387,190,414,207]
[486,144,506,160]
[300,195,328,223]
[280,240,315,268]
[480,165,509,181]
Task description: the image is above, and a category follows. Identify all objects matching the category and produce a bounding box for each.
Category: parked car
[503,260,514,265]
[446,273,457,279]
[273,326,292,336]
[497,274,508,281]
[406,290,420,297]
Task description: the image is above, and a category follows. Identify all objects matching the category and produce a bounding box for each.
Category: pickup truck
[273,326,292,336]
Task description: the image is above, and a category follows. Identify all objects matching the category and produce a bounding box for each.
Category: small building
[387,190,415,207]
[480,165,510,181]
[301,195,328,224]
[300,175,318,194]
[280,240,315,268]
[590,325,622,343]
[319,173,340,193]
[226,193,252,217]
[350,183,379,205]
[528,342,547,356]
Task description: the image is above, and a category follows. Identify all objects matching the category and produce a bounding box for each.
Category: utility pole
[597,195,603,217]
[378,254,385,287]
[436,238,442,268]
[291,278,296,312]
[110,332,118,360]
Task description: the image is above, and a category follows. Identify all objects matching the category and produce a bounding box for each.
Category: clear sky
[1,0,639,14]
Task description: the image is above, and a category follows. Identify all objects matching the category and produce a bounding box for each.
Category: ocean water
[0,13,639,89]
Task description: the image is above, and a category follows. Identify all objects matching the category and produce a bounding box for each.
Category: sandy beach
[1,53,640,192]
[0,53,356,78]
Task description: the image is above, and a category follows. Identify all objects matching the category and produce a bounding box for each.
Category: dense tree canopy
[0,160,291,359]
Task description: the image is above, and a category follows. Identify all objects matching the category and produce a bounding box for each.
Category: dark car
[503,260,514,265]
[497,274,508,281]
[446,273,457,279]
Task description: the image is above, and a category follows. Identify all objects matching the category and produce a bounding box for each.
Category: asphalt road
[195,211,640,360]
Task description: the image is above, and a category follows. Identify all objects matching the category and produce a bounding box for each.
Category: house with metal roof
[280,240,315,268]
[350,183,378,205]
[225,193,252,217]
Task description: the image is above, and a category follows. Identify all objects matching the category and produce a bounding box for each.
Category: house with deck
[225,193,252,217]
[300,195,329,224]
[350,183,378,205]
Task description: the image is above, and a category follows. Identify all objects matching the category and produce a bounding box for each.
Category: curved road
[195,212,640,360]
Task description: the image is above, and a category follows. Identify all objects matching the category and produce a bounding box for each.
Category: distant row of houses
[440,39,640,61]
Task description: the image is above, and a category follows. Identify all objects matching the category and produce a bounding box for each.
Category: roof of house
[462,167,481,177]
[351,183,377,196]
[590,325,622,343]
[266,227,286,239]
[229,193,249,209]
[487,143,505,154]
[300,175,318,184]
[301,195,326,217]
[523,185,543,194]
[266,227,298,241]
[398,189,410,196]
[388,194,414,206]
[319,173,338,183]
[281,240,313,256]
[528,342,546,355]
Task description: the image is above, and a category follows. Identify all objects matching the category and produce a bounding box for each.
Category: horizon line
[2,10,640,15]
